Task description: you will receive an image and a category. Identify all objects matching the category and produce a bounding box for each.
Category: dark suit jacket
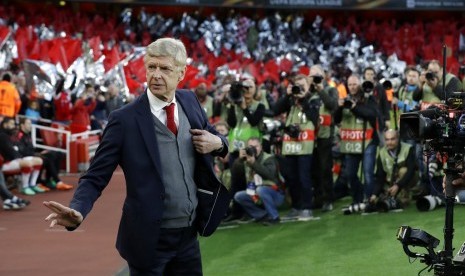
[69,89,229,269]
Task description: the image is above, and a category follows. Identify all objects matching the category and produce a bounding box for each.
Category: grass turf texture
[200,197,465,276]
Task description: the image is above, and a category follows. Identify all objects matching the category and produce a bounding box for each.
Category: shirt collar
[147,89,177,111]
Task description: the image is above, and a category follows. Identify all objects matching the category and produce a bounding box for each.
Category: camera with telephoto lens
[342,202,366,215]
[283,124,301,139]
[382,79,392,90]
[291,85,302,95]
[244,145,257,158]
[416,195,444,212]
[376,196,399,212]
[312,75,323,84]
[361,81,374,93]
[343,96,355,109]
[425,72,437,81]
[228,81,247,104]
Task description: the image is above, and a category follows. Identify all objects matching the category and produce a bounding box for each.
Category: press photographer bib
[282,106,315,155]
[340,110,373,154]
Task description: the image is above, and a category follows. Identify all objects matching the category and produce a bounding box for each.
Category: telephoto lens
[416,195,444,211]
[312,75,323,84]
[425,72,436,81]
[291,85,301,95]
[342,203,366,215]
[362,81,374,93]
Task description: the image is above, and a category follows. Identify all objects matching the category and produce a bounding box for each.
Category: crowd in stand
[1,4,465,226]
[0,68,129,210]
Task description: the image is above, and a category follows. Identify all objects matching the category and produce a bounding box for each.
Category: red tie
[163,103,177,136]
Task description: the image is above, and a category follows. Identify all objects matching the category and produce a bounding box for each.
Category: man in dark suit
[44,37,229,275]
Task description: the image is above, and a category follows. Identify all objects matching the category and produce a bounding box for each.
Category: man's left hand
[190,129,223,154]
[387,184,399,197]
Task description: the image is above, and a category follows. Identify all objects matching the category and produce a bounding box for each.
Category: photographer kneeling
[233,137,284,225]
[369,129,416,212]
[223,78,266,222]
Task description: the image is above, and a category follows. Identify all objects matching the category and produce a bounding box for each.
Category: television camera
[397,46,465,275]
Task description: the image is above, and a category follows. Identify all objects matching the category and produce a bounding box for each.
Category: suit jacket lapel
[176,90,201,129]
[135,92,163,178]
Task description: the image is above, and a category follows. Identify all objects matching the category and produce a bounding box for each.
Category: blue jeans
[343,143,377,203]
[234,186,285,220]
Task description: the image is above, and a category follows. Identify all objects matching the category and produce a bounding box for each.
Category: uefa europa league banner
[75,0,465,10]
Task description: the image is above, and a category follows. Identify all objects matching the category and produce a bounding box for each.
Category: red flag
[48,38,69,70]
[279,58,293,74]
[88,36,102,61]
[0,25,10,46]
[102,45,121,72]
[126,56,146,83]
[64,39,82,67]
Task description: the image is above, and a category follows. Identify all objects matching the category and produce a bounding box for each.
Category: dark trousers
[40,151,64,183]
[128,226,202,276]
[312,138,334,204]
[229,155,246,217]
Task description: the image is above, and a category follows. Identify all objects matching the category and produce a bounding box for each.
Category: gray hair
[144,38,187,68]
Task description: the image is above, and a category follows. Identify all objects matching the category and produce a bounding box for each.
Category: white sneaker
[3,198,24,210]
[298,209,320,221]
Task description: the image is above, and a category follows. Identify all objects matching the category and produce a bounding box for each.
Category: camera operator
[273,73,318,221]
[369,129,416,212]
[233,137,284,225]
[413,60,463,110]
[392,66,428,197]
[308,65,338,212]
[223,77,266,222]
[363,67,390,130]
[392,66,421,114]
[334,74,381,204]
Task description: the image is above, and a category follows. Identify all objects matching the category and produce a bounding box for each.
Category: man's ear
[178,66,186,82]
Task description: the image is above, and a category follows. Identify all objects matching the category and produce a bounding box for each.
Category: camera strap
[389,146,401,186]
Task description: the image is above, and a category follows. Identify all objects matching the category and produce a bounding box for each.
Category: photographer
[413,60,463,110]
[274,73,319,221]
[363,67,390,130]
[223,77,266,222]
[308,65,338,212]
[233,137,284,225]
[369,129,416,212]
[334,74,381,204]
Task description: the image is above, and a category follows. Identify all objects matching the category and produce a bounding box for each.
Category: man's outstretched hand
[43,201,83,229]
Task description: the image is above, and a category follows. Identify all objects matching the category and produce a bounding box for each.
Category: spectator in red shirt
[69,84,97,133]
[54,81,73,124]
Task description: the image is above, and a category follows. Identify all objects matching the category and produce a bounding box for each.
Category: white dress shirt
[147,90,179,128]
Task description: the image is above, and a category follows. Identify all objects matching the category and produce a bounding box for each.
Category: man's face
[145,56,185,102]
[406,70,419,85]
[195,84,207,97]
[384,132,399,151]
[294,76,309,93]
[242,79,256,101]
[247,140,262,156]
[215,125,228,136]
[347,76,360,96]
[21,119,32,133]
[427,63,442,80]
